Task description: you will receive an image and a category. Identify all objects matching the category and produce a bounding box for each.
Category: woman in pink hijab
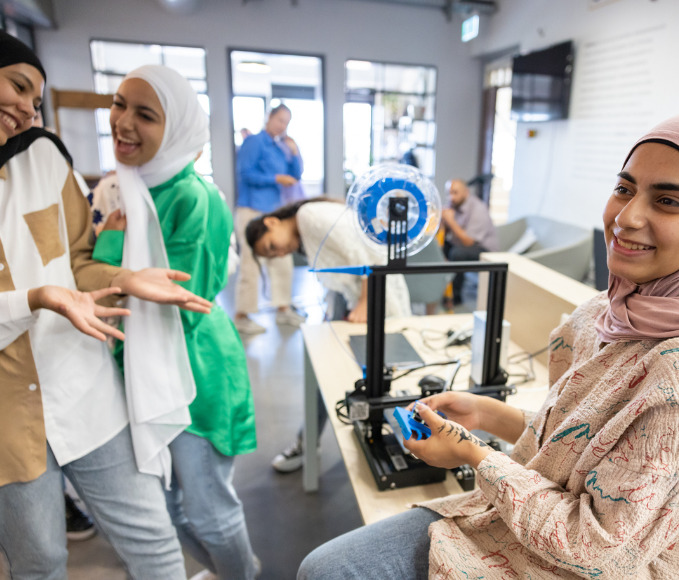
[299,116,679,579]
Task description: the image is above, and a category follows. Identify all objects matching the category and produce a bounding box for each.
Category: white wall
[35,0,483,207]
[468,0,679,229]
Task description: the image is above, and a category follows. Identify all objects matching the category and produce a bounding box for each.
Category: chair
[496,215,593,282]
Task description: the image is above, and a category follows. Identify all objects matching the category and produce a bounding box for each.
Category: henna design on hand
[442,421,490,449]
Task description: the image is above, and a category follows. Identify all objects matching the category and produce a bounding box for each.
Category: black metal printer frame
[346,197,515,490]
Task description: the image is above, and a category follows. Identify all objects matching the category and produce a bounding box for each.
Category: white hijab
[115,65,210,485]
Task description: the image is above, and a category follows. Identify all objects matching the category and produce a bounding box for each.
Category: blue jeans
[165,431,256,580]
[297,507,441,579]
[445,242,485,302]
[0,426,186,580]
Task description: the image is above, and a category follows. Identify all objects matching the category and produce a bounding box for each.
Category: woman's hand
[110,268,213,314]
[275,174,298,187]
[407,391,485,432]
[28,285,130,342]
[283,136,299,156]
[407,391,526,445]
[347,300,368,323]
[403,402,494,469]
[347,278,369,323]
[101,209,127,231]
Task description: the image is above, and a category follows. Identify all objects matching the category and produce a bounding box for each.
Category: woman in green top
[92,65,258,580]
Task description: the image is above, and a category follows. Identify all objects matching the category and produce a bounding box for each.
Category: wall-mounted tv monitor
[510,40,574,122]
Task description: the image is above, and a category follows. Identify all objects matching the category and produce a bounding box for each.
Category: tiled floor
[1,268,364,580]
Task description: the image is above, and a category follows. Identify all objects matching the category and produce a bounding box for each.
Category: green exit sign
[462,14,479,42]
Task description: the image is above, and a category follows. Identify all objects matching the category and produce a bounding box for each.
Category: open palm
[38,285,129,342]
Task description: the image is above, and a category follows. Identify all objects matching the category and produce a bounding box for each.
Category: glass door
[229,50,325,196]
[344,60,437,186]
[478,56,516,225]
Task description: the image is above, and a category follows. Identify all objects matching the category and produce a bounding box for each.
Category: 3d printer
[339,166,515,491]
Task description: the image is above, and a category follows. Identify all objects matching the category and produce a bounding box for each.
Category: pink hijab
[596,115,679,342]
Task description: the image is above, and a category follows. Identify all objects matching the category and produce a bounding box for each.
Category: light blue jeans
[165,431,257,580]
[297,507,441,579]
[0,426,186,580]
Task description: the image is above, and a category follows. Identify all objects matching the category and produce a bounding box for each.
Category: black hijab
[0,127,73,169]
[0,31,72,168]
[0,30,46,80]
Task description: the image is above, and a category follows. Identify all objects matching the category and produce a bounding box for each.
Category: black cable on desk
[335,399,352,425]
[391,358,461,382]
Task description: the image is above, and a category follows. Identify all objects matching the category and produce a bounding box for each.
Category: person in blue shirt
[234,103,305,335]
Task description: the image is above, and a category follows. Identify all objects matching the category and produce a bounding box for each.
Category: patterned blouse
[421,292,679,579]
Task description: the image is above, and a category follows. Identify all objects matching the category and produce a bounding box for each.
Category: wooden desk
[301,314,549,525]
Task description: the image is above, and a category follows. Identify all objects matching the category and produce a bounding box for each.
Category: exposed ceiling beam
[343,0,496,22]
[238,0,497,21]
[453,0,496,15]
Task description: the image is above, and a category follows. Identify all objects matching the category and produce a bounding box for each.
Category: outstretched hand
[403,402,493,470]
[29,285,130,342]
[111,268,212,314]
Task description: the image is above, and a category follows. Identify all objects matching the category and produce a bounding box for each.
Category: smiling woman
[0,31,205,580]
[604,142,679,285]
[89,39,211,178]
[90,64,260,579]
[0,62,43,145]
[298,115,679,580]
[109,78,166,166]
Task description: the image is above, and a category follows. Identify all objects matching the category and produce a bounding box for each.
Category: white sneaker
[234,316,266,335]
[272,439,304,472]
[291,305,308,318]
[189,571,217,580]
[275,308,306,327]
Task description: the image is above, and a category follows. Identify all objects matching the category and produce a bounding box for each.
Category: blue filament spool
[347,164,441,256]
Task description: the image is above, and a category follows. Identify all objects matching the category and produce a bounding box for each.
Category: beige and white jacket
[0,137,128,486]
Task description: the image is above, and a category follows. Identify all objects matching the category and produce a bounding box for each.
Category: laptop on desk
[348,333,423,369]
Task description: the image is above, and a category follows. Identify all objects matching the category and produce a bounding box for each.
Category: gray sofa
[495,215,593,282]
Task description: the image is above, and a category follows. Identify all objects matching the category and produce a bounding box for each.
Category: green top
[94,163,256,457]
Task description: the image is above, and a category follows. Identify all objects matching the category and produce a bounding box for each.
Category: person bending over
[246,197,411,472]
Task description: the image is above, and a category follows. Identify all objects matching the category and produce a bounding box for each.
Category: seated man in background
[441,178,498,304]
